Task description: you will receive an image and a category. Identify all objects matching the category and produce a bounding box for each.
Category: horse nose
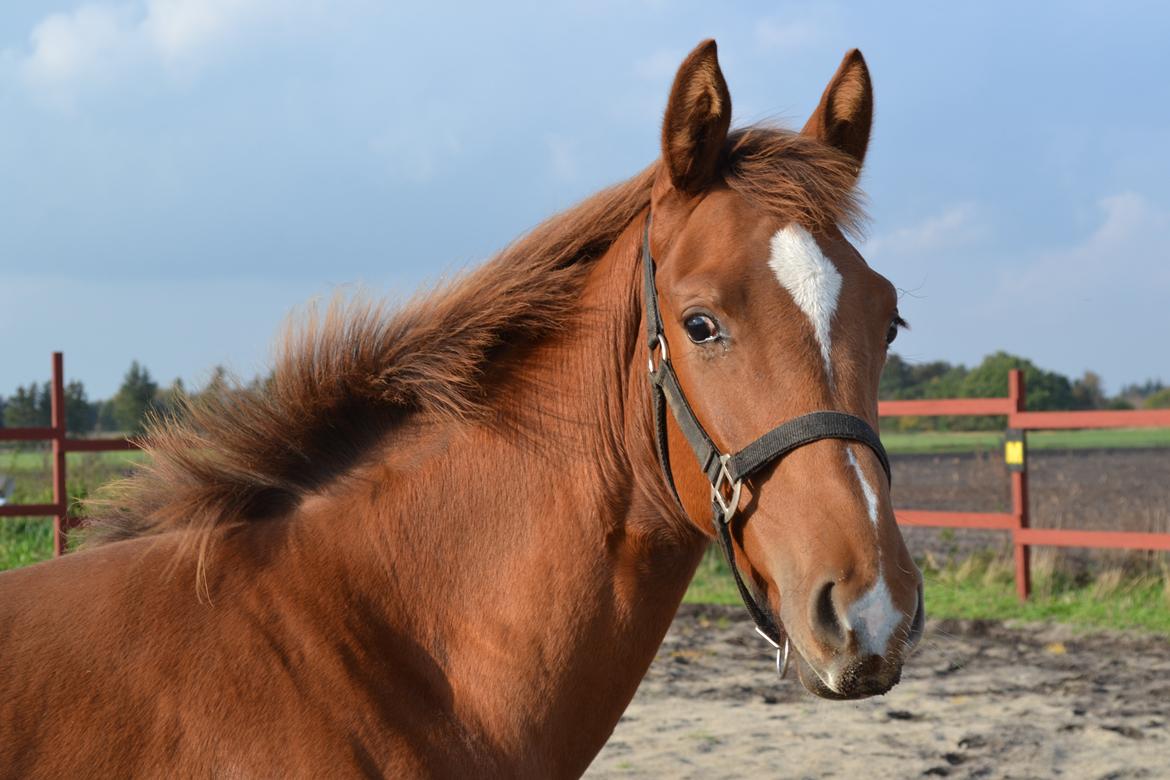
[809,571,919,661]
[803,574,914,697]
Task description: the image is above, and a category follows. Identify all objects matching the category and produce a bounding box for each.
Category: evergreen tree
[35,382,52,426]
[3,384,43,428]
[64,380,96,434]
[1119,379,1166,407]
[201,365,230,397]
[1071,371,1106,410]
[111,361,159,434]
[154,378,188,420]
[96,400,119,433]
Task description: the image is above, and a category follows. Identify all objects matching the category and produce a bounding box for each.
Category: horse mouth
[792,651,903,700]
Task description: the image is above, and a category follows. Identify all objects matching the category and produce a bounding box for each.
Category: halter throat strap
[641,215,891,649]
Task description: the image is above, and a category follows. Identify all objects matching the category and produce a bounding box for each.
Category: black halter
[642,216,891,663]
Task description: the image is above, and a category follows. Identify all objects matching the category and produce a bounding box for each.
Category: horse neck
[307,216,707,773]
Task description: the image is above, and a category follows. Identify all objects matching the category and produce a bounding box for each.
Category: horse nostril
[907,583,926,649]
[812,580,847,648]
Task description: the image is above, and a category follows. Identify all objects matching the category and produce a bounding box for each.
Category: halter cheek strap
[642,215,891,660]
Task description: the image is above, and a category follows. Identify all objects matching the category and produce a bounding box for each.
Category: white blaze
[767,225,842,379]
[844,445,899,656]
[845,447,879,527]
[768,225,904,663]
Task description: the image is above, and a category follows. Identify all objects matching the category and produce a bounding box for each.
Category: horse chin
[791,649,900,701]
[795,659,851,701]
[792,652,849,700]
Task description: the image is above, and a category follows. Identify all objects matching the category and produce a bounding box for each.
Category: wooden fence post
[51,352,69,556]
[1008,368,1031,600]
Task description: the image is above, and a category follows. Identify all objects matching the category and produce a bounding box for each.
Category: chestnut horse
[0,41,923,776]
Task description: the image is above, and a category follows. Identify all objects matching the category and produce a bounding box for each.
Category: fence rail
[0,353,140,554]
[881,369,1170,599]
[2,354,1169,598]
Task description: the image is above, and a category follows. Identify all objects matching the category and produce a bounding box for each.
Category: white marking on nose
[845,447,878,527]
[843,445,900,655]
[767,225,842,379]
[846,577,900,657]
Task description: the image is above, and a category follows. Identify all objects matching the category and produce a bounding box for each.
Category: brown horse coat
[0,41,922,777]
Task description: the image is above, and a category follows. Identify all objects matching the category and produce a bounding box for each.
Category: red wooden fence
[882,369,1170,599]
[0,353,138,555]
[2,355,1169,599]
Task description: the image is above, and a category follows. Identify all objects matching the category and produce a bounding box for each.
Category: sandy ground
[587,605,1170,779]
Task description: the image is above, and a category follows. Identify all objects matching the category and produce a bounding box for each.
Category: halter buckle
[647,334,669,375]
[711,453,742,522]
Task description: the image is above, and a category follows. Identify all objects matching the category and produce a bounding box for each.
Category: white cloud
[976,192,1170,388]
[6,0,298,107]
[998,193,1170,302]
[143,0,275,64]
[17,4,139,97]
[862,203,982,260]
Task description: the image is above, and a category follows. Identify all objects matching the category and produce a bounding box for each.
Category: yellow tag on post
[1004,441,1024,465]
[1004,429,1026,472]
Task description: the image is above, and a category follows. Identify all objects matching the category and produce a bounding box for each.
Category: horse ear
[802,49,873,169]
[661,40,732,194]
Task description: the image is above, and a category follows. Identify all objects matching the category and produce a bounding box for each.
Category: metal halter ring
[647,334,669,375]
[755,626,792,678]
[711,453,743,522]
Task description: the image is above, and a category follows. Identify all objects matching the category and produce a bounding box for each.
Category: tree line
[0,362,233,436]
[1,352,1167,437]
[880,351,1170,431]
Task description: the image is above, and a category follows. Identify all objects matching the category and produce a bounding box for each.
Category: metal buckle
[647,334,669,375]
[711,453,742,522]
[755,626,792,679]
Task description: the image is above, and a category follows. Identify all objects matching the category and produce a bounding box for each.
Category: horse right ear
[801,49,873,171]
[661,40,732,195]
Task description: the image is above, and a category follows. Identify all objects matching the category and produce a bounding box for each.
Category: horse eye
[887,315,906,345]
[684,313,720,344]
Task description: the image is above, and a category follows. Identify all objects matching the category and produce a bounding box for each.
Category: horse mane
[84,126,865,549]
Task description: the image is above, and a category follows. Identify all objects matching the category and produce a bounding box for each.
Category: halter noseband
[642,215,891,675]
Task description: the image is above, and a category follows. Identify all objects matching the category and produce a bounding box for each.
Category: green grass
[0,448,145,571]
[0,447,146,474]
[923,565,1170,634]
[684,548,1170,636]
[881,427,1170,455]
[1029,427,1170,450]
[0,517,54,570]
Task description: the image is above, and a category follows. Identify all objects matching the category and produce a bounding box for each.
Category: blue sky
[1,1,1168,398]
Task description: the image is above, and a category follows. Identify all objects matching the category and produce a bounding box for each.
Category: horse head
[647,41,923,699]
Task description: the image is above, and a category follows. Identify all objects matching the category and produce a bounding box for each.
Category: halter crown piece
[642,215,892,678]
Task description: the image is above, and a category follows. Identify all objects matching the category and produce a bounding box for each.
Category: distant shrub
[1144,388,1170,409]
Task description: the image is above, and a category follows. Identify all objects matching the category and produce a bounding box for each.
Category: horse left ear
[802,49,873,170]
[661,40,732,194]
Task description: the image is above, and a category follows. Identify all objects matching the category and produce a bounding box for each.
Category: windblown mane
[85,127,865,548]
